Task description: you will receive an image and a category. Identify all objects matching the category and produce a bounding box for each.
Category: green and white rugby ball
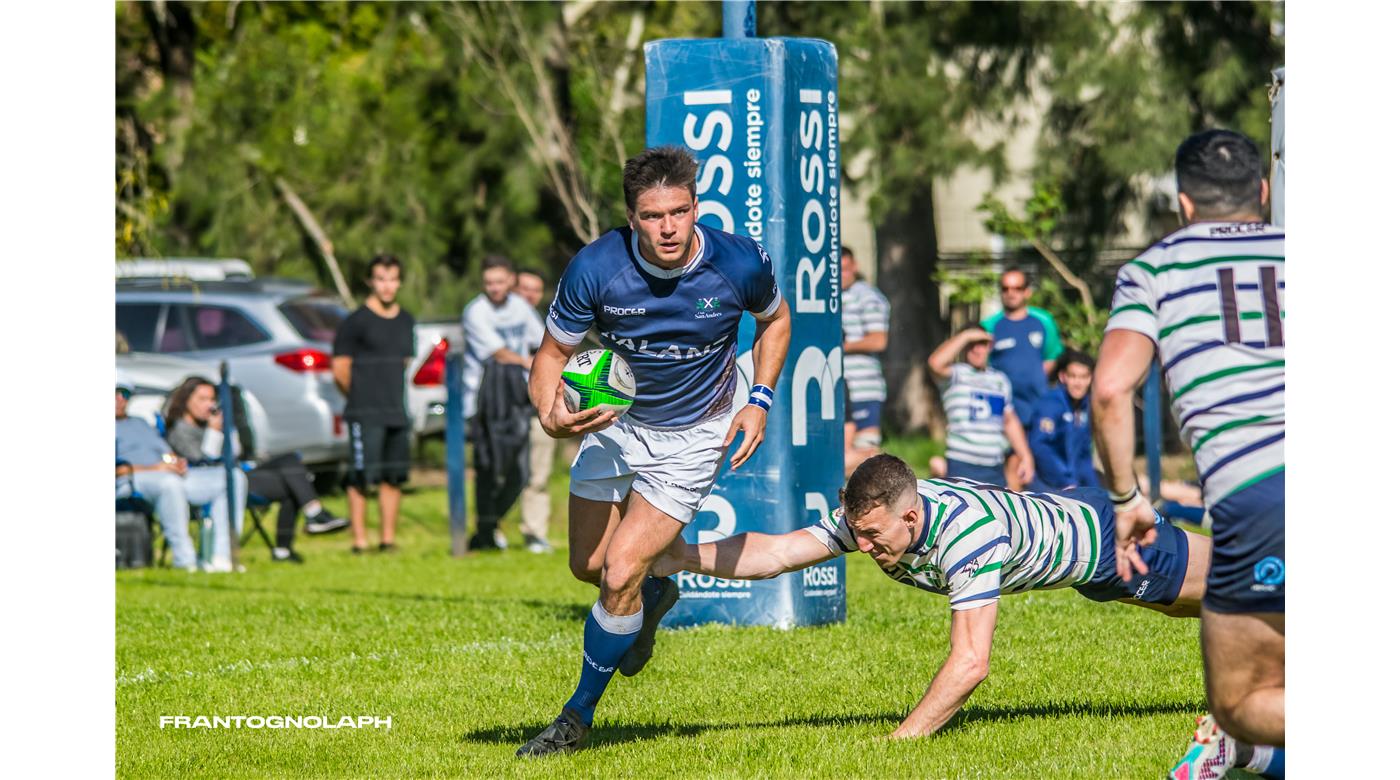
[561,348,636,415]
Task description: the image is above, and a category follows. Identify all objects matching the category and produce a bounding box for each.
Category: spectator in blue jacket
[1027,350,1099,492]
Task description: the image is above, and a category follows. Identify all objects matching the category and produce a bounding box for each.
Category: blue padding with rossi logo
[647,37,846,628]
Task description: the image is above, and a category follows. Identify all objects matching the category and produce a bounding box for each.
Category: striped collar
[907,494,937,555]
[630,224,707,279]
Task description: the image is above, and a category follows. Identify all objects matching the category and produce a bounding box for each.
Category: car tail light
[413,338,449,386]
[333,414,344,437]
[274,348,332,372]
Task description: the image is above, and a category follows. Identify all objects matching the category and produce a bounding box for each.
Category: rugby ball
[561,349,636,415]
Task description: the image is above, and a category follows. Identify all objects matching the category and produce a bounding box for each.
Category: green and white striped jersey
[1106,221,1284,508]
[938,363,1012,466]
[805,478,1103,611]
[841,281,890,403]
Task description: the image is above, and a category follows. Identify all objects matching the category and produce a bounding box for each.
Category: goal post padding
[647,37,847,628]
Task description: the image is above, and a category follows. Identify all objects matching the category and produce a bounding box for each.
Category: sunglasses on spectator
[1001,284,1027,292]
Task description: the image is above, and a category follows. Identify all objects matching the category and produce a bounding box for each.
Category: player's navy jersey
[546,224,782,428]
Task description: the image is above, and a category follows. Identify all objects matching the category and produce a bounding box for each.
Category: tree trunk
[142,1,197,173]
[875,183,946,436]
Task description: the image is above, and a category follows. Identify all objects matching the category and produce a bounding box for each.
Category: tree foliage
[114,1,710,316]
[1032,1,1283,259]
[116,0,1283,335]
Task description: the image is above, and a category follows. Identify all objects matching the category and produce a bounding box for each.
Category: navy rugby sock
[563,601,641,725]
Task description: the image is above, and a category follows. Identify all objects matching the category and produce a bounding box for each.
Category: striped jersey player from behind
[1093,129,1284,779]
[1107,222,1283,510]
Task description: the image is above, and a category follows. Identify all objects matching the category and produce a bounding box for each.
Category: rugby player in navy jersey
[515,146,791,757]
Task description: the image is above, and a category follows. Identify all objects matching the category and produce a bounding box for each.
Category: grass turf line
[118,469,1207,778]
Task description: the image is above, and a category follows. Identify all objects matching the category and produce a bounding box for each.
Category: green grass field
[117,467,1211,779]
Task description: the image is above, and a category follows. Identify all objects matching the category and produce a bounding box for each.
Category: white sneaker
[493,529,509,550]
[524,535,554,554]
[1168,714,1237,779]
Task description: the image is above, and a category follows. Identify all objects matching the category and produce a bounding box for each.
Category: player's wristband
[1109,485,1146,510]
[747,384,774,412]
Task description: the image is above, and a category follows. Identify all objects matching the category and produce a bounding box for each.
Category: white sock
[590,601,643,634]
[1243,744,1274,773]
[303,500,323,516]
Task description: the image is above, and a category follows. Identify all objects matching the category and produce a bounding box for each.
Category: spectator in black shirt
[332,255,416,553]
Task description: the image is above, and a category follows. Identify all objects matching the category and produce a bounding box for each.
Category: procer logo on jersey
[695,297,722,319]
[603,305,647,317]
[1209,222,1270,237]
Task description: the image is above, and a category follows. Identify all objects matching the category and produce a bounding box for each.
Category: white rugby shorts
[569,413,730,524]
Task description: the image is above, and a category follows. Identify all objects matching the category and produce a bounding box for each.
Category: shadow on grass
[462,699,1202,748]
[121,578,590,620]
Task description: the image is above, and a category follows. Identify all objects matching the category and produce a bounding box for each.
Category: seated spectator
[1026,350,1100,492]
[163,377,349,564]
[115,373,246,572]
[927,326,1034,487]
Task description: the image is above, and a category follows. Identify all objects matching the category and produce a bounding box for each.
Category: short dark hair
[482,254,514,274]
[623,146,698,211]
[840,245,855,260]
[516,268,544,282]
[1056,348,1095,374]
[1175,129,1264,218]
[368,254,402,277]
[840,454,916,520]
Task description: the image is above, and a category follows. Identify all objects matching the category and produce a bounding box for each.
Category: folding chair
[240,481,277,554]
[115,460,156,569]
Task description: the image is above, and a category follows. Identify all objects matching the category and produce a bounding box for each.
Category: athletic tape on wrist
[1109,484,1139,504]
[748,384,774,411]
[1110,486,1147,511]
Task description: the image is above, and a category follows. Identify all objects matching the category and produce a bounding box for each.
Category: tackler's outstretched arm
[654,528,836,581]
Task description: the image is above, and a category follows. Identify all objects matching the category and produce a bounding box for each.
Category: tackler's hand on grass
[541,380,617,438]
[1114,493,1158,581]
[724,404,768,470]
